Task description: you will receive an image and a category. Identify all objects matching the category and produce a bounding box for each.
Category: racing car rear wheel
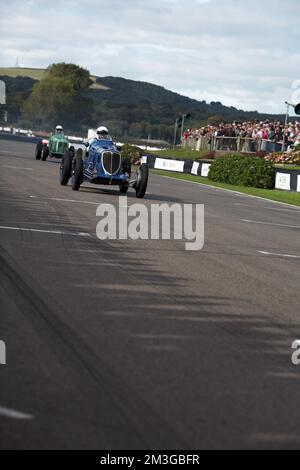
[35,141,42,160]
[135,163,149,199]
[71,151,83,191]
[41,144,49,161]
[60,150,72,185]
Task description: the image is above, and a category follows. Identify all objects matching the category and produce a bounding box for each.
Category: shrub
[208,154,275,189]
[121,143,142,163]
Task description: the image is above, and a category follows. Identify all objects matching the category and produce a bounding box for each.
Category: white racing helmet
[96,126,109,138]
[55,125,63,133]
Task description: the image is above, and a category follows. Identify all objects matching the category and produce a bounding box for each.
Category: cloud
[0,0,299,113]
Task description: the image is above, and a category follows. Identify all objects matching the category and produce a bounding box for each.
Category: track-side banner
[154,158,185,172]
[191,161,200,175]
[201,163,211,177]
[275,172,291,191]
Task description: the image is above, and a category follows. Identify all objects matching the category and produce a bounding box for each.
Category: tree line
[0,62,285,142]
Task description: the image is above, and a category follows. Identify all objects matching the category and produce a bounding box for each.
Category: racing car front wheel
[35,141,42,160]
[60,150,72,185]
[71,151,83,191]
[41,144,49,161]
[135,163,149,199]
[69,145,75,158]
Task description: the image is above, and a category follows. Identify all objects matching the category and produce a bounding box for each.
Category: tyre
[69,145,75,158]
[121,157,131,176]
[76,148,83,158]
[135,163,149,199]
[71,151,83,191]
[35,141,42,160]
[59,150,72,185]
[41,143,49,161]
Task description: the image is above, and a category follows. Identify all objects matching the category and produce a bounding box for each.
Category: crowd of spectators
[182,119,300,153]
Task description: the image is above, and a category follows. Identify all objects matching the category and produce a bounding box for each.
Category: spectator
[182,118,299,152]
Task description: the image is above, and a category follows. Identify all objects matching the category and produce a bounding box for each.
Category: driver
[96,126,110,140]
[86,126,111,172]
[55,125,63,134]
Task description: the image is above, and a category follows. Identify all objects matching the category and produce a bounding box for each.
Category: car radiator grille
[56,142,67,153]
[102,152,121,175]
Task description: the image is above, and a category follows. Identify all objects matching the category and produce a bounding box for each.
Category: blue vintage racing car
[59,128,148,198]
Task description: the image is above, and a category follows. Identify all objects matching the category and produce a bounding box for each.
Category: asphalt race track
[0,138,300,450]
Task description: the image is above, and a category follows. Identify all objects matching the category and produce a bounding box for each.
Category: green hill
[0,66,285,141]
[0,67,47,80]
[0,67,109,90]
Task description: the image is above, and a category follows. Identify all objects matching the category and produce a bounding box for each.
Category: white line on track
[2,165,33,170]
[0,226,91,237]
[0,405,34,420]
[28,196,112,206]
[235,203,254,207]
[263,207,300,213]
[235,202,300,213]
[49,197,100,205]
[262,206,300,214]
[258,251,300,259]
[242,219,300,229]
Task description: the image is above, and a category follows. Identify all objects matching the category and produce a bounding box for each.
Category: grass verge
[0,67,47,80]
[0,67,108,90]
[274,164,300,171]
[151,169,300,206]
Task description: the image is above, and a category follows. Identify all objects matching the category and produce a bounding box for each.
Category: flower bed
[265,146,300,165]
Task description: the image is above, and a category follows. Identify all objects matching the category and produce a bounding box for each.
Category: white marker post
[0,80,6,105]
[0,340,6,365]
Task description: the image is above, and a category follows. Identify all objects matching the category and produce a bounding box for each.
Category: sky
[0,0,299,114]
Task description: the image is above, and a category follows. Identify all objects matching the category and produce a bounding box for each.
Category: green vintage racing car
[35,125,73,161]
